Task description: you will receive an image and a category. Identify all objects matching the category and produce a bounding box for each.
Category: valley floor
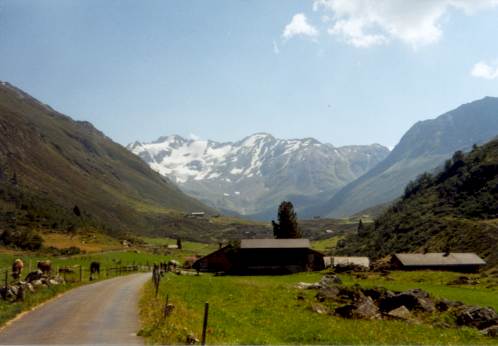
[139,270,498,345]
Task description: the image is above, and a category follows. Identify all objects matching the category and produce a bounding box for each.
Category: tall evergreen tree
[272,201,301,239]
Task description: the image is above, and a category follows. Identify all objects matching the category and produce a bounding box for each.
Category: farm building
[193,239,325,275]
[332,256,370,269]
[391,253,486,273]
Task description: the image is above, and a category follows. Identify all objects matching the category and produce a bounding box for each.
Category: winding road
[0,273,149,345]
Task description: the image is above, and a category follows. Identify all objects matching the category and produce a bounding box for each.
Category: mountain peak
[128,134,389,219]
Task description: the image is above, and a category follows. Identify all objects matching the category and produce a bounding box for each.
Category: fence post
[3,270,8,300]
[201,302,209,346]
[163,294,170,318]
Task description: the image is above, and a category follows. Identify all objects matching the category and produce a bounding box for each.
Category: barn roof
[394,253,486,266]
[240,239,310,249]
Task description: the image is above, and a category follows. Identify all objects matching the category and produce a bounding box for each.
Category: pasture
[139,270,498,345]
[0,236,212,327]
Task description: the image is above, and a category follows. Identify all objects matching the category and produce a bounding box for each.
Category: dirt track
[0,273,149,345]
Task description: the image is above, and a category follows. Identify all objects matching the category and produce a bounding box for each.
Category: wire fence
[1,262,152,301]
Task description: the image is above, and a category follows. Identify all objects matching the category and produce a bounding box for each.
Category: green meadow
[139,270,498,345]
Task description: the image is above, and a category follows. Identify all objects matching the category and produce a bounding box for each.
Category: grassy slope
[139,270,498,345]
[336,139,498,268]
[0,82,212,238]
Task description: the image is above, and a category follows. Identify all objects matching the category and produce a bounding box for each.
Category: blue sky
[1,0,498,148]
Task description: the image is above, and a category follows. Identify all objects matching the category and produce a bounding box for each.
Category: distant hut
[332,256,370,269]
[391,253,486,273]
[193,239,325,275]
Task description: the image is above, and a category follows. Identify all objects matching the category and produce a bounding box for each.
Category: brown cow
[37,260,51,275]
[11,259,24,280]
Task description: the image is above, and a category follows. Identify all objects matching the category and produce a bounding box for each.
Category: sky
[1,0,498,149]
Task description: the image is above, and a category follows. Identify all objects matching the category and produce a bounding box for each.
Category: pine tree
[272,201,301,239]
[357,219,366,236]
[73,205,81,217]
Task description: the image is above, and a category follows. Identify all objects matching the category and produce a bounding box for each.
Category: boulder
[448,276,479,286]
[435,299,465,312]
[319,274,342,287]
[481,325,498,337]
[362,287,396,301]
[311,303,329,315]
[316,287,341,302]
[296,282,321,290]
[379,289,435,313]
[455,306,498,330]
[335,297,380,320]
[387,306,413,320]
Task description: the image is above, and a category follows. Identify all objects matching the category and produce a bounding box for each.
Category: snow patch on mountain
[127,133,390,218]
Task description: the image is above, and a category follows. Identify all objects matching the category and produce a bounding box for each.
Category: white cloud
[273,40,280,54]
[312,0,498,48]
[471,61,498,80]
[282,13,318,40]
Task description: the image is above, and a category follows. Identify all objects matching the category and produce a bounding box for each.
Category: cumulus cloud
[471,61,498,80]
[312,0,498,48]
[282,13,318,40]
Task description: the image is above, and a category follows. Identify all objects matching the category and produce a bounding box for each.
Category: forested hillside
[336,138,498,268]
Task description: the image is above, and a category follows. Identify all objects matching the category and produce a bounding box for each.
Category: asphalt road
[0,272,150,345]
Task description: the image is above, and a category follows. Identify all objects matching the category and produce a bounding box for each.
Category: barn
[193,239,325,275]
[332,256,370,269]
[391,253,486,273]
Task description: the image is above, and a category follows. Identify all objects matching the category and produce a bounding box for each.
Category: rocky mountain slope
[335,138,498,268]
[0,82,212,238]
[128,134,389,219]
[312,97,498,218]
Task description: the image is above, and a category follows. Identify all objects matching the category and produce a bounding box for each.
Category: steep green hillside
[335,138,498,268]
[313,97,498,218]
[0,82,212,238]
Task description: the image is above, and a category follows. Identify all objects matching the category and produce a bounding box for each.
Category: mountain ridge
[128,133,389,219]
[310,96,498,218]
[0,81,213,237]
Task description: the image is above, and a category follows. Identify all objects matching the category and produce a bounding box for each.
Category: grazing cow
[37,260,51,275]
[24,270,43,283]
[183,256,199,270]
[90,261,100,281]
[11,259,24,280]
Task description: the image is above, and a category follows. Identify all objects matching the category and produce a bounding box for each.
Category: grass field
[139,270,498,345]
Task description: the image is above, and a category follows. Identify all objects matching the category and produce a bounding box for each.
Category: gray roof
[394,253,486,266]
[240,239,311,249]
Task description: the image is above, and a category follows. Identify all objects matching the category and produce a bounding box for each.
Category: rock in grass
[311,303,330,315]
[335,297,380,320]
[315,287,341,302]
[379,288,435,313]
[481,325,498,337]
[387,306,412,320]
[455,306,498,330]
[319,274,342,287]
[435,299,465,312]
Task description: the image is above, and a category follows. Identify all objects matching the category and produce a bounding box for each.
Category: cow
[11,259,24,280]
[37,260,51,275]
[89,261,100,281]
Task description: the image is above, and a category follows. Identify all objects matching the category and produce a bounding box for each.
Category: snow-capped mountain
[127,133,389,219]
